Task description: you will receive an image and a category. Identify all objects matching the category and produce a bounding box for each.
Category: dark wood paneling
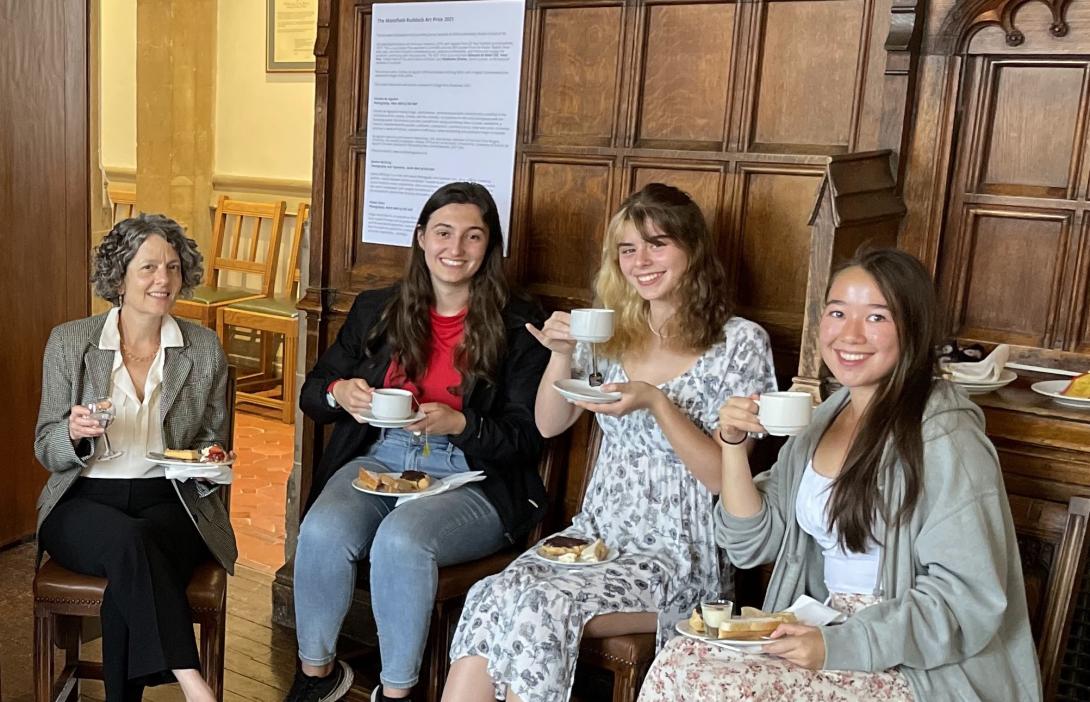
[627,161,725,233]
[0,0,90,545]
[635,2,735,147]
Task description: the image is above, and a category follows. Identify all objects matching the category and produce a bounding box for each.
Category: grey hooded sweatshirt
[714,383,1041,702]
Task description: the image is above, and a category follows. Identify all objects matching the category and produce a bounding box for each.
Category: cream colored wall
[99,0,137,176]
[98,0,316,187]
[215,0,315,182]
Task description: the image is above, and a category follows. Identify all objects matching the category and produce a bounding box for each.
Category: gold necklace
[647,314,674,339]
[121,344,159,363]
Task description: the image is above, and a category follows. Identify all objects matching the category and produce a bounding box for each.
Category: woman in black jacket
[283,183,549,702]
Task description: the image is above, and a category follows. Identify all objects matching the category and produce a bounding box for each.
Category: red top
[383,307,467,410]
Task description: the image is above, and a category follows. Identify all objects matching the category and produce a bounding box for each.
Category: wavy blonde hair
[594,183,733,359]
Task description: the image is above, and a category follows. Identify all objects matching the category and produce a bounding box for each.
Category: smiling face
[118,234,183,317]
[819,266,901,395]
[416,203,490,291]
[616,221,689,303]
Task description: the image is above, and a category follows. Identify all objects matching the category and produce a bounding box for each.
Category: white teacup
[370,388,415,420]
[570,308,614,343]
[756,392,813,436]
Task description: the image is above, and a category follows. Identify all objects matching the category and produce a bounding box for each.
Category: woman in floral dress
[442,183,777,702]
[639,249,1040,702]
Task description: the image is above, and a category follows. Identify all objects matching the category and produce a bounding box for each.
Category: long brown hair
[366,182,508,392]
[825,248,940,553]
[595,183,732,358]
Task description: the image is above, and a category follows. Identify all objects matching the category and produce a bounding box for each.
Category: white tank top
[795,460,882,595]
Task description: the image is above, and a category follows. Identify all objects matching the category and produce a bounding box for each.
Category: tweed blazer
[34,312,238,574]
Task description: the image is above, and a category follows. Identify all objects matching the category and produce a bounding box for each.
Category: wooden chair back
[282,202,309,301]
[107,186,136,223]
[1010,494,1090,700]
[206,195,287,295]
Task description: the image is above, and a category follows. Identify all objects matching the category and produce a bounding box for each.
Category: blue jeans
[294,430,506,689]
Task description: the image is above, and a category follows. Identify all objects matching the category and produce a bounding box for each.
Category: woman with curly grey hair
[34,213,237,702]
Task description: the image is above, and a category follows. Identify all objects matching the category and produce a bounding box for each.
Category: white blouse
[82,307,184,479]
[795,460,882,595]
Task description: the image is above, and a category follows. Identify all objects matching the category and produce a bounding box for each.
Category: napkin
[943,344,1009,383]
[163,464,234,484]
[784,594,847,626]
[395,470,486,505]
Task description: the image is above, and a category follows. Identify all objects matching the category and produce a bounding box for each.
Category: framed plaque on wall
[266,0,317,72]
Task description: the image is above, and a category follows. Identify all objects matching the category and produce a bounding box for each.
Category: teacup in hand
[755,392,813,436]
[370,389,415,420]
[569,308,614,343]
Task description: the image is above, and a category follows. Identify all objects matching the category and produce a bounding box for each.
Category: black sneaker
[284,660,354,702]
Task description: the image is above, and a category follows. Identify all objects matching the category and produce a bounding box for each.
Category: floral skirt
[637,593,915,702]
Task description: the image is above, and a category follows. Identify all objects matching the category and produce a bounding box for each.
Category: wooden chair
[107,186,136,223]
[32,368,238,702]
[174,196,287,328]
[217,202,309,424]
[1010,494,1090,700]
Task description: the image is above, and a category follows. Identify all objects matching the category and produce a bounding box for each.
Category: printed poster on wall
[360,0,525,249]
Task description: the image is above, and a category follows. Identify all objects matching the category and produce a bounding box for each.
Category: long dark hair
[595,183,732,357]
[825,248,940,553]
[367,182,508,392]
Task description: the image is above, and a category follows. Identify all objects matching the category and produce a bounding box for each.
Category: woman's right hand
[68,403,105,442]
[718,394,766,445]
[331,378,374,415]
[525,311,577,356]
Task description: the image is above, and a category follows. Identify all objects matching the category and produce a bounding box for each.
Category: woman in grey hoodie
[638,249,1041,702]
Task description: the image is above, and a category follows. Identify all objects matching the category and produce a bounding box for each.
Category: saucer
[674,620,770,651]
[1031,380,1090,409]
[553,379,622,404]
[351,409,427,428]
[950,369,1017,395]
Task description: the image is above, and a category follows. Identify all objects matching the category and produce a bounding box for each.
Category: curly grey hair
[91,214,204,304]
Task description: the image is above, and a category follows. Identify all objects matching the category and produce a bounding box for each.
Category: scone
[1061,372,1090,398]
[688,608,706,635]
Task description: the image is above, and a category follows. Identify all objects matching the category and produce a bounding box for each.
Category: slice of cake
[164,449,200,460]
[1061,372,1090,398]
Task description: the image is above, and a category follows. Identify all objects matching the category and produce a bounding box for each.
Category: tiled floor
[231,409,294,574]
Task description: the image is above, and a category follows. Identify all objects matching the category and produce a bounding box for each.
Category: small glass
[700,597,734,631]
[88,398,124,461]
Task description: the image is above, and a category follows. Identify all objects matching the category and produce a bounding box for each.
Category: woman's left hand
[404,402,467,436]
[572,381,664,418]
[762,623,826,670]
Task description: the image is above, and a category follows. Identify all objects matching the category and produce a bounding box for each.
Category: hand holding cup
[525,311,577,356]
[332,378,374,416]
[718,395,764,445]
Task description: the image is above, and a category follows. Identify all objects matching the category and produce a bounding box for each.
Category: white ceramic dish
[552,379,622,404]
[351,474,445,497]
[1031,380,1090,409]
[145,452,235,468]
[950,369,1017,395]
[351,409,427,428]
[531,534,619,567]
[674,620,770,650]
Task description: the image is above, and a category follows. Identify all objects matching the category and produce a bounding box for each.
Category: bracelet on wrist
[719,430,747,446]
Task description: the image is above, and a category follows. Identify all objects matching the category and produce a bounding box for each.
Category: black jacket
[300,286,550,544]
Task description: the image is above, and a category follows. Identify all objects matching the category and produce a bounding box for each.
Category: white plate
[674,620,770,650]
[351,474,446,497]
[1031,380,1090,409]
[351,409,427,428]
[145,452,235,468]
[531,534,619,567]
[950,369,1017,395]
[552,379,621,404]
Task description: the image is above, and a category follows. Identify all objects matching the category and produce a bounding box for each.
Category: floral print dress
[637,594,915,702]
[448,318,777,702]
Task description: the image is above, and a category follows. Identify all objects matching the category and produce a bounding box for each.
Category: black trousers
[38,477,211,702]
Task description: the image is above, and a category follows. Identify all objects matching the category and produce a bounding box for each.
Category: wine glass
[88,398,124,460]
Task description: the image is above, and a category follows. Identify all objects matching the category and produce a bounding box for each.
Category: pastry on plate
[688,608,706,635]
[163,449,200,460]
[1061,372,1090,398]
[357,467,433,493]
[539,535,590,558]
[718,608,797,639]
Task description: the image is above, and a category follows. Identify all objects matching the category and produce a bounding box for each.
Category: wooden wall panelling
[730,164,824,351]
[517,156,616,309]
[527,2,626,147]
[748,0,871,154]
[1072,214,1090,353]
[625,159,728,234]
[632,0,738,151]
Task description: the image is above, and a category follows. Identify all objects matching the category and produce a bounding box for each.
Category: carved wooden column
[791,151,906,400]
